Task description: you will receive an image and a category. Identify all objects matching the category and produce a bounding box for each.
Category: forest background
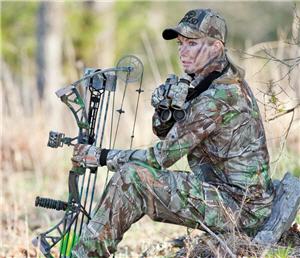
[1,1,300,257]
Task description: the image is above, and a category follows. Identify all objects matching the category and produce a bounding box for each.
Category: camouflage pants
[72,161,250,258]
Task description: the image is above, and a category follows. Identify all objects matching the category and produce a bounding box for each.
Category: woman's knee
[119,161,161,191]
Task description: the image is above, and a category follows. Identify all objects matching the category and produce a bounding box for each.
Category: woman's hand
[71,144,101,168]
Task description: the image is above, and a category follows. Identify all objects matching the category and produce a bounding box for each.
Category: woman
[72,8,274,258]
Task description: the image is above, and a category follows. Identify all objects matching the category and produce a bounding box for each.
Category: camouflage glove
[72,144,102,168]
[152,111,175,139]
[151,83,167,109]
[151,74,191,110]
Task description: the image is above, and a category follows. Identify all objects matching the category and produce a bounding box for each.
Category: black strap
[99,148,110,166]
[186,64,229,102]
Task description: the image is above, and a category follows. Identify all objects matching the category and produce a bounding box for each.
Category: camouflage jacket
[105,63,274,215]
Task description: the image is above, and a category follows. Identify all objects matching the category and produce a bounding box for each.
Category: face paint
[177,35,222,75]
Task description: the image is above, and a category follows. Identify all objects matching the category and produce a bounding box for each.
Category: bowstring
[102,70,131,195]
[109,91,116,149]
[112,71,130,148]
[102,67,144,195]
[102,90,116,193]
[130,70,144,149]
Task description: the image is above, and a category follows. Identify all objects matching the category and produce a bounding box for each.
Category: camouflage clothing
[72,60,274,257]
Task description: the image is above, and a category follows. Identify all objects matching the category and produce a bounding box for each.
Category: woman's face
[177,35,222,75]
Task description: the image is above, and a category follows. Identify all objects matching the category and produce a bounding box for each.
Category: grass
[270,148,300,179]
[265,246,292,258]
[296,215,300,226]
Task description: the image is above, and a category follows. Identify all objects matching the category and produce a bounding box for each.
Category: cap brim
[162,27,180,40]
[162,26,202,40]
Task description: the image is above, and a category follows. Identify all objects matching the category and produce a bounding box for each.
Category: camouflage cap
[162,9,227,44]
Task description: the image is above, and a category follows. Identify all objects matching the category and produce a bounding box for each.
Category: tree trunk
[36,2,64,104]
[92,1,116,68]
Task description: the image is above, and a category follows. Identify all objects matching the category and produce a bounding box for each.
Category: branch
[196,219,237,258]
[266,104,300,122]
[271,109,295,177]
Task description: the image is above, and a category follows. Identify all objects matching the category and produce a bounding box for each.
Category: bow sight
[33,55,143,258]
[47,131,75,148]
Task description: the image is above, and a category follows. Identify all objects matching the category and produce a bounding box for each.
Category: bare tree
[36,2,64,104]
[91,1,116,67]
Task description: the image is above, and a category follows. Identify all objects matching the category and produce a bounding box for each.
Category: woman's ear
[212,40,224,55]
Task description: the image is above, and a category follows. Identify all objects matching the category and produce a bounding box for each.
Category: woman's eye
[176,41,182,46]
[189,41,197,46]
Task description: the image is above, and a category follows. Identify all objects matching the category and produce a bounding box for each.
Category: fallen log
[253,172,300,245]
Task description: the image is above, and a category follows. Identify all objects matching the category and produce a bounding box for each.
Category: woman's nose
[179,45,188,57]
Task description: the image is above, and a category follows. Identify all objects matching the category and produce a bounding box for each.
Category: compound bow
[32,55,144,258]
